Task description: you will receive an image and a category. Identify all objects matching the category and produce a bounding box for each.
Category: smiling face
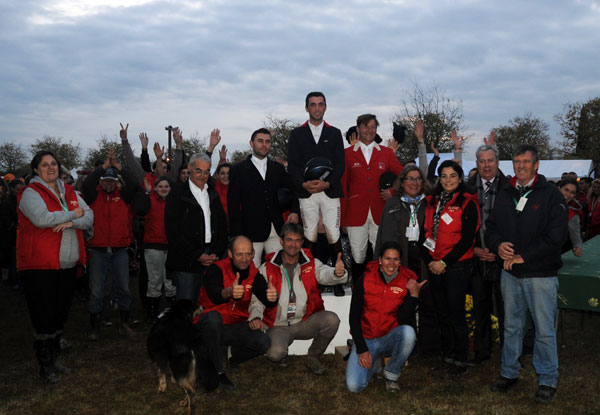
[513,151,539,186]
[357,119,377,145]
[440,166,460,193]
[250,133,272,160]
[34,155,59,184]
[402,169,424,198]
[560,183,577,202]
[476,149,499,181]
[155,179,171,199]
[217,166,230,185]
[179,167,190,182]
[379,248,401,277]
[306,96,326,125]
[189,158,211,189]
[280,232,303,263]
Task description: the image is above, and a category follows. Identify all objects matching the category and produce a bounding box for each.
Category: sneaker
[385,378,400,393]
[304,355,326,375]
[491,376,519,393]
[218,372,236,390]
[534,385,556,404]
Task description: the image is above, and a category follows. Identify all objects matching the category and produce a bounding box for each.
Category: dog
[147,299,216,415]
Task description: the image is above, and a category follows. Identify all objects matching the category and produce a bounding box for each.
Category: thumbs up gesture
[231,272,244,300]
[334,252,345,277]
[266,276,277,302]
[406,278,427,298]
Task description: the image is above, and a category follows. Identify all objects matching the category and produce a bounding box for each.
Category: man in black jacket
[228,128,299,267]
[165,153,228,302]
[287,92,345,290]
[466,144,508,366]
[486,144,567,404]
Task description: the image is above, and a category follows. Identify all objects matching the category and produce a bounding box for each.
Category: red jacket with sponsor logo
[341,143,403,227]
[87,187,133,248]
[424,192,479,262]
[17,182,86,271]
[144,192,168,245]
[360,261,417,339]
[197,258,258,325]
[262,249,324,328]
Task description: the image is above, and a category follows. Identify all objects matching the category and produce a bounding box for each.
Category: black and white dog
[147,299,217,415]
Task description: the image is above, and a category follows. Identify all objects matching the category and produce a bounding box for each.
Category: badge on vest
[423,237,436,252]
[405,225,419,241]
[441,213,453,224]
[516,197,528,211]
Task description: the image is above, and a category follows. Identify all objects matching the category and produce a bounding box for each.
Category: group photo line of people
[4,91,600,406]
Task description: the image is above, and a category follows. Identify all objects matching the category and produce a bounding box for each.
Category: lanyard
[512,189,533,207]
[402,200,421,226]
[282,266,294,297]
[58,194,69,212]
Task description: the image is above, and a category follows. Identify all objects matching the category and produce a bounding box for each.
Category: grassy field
[1,272,599,415]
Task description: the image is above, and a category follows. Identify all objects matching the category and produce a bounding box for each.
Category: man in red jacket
[341,114,403,280]
[83,149,146,340]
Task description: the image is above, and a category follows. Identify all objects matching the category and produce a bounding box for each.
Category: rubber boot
[52,336,72,374]
[119,310,137,339]
[89,313,101,341]
[34,339,59,383]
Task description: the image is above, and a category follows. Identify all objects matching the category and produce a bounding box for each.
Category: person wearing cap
[82,148,147,340]
[228,128,299,268]
[341,114,403,282]
[287,92,346,292]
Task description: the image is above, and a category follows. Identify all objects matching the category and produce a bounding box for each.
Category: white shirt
[188,179,211,243]
[359,141,376,165]
[309,121,324,144]
[251,155,268,180]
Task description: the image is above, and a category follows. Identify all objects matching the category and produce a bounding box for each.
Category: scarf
[432,191,454,240]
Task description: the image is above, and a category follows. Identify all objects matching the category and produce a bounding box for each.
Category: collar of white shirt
[188,178,208,205]
[251,155,268,179]
[309,121,324,144]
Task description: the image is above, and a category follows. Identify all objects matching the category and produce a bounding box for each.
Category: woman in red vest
[422,160,479,377]
[141,176,175,322]
[17,151,93,383]
[346,241,425,393]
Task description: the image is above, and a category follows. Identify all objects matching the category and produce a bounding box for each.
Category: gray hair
[188,153,211,167]
[475,145,499,161]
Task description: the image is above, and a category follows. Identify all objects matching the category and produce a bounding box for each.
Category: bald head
[228,236,254,270]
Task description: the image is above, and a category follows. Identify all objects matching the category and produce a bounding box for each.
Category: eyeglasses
[404,177,423,182]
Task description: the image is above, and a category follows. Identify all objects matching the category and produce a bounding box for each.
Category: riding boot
[34,339,59,383]
[52,335,72,374]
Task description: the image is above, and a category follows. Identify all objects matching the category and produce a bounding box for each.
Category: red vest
[360,261,417,339]
[16,182,87,271]
[87,187,132,248]
[144,192,168,245]
[424,192,479,262]
[196,258,258,325]
[262,249,324,328]
[215,180,229,219]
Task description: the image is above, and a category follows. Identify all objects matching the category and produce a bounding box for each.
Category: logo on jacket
[244,284,252,291]
[69,200,78,206]
[302,266,313,273]
[390,287,404,294]
[447,206,459,212]
[532,203,540,211]
[378,162,385,170]
[352,162,361,168]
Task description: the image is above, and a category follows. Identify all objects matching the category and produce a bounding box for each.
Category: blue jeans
[175,271,203,302]
[346,325,416,393]
[428,260,472,364]
[88,248,131,314]
[500,270,559,388]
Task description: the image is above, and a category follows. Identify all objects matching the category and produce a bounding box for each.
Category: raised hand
[484,130,496,146]
[348,131,358,146]
[143,176,152,193]
[430,141,439,157]
[415,119,425,143]
[139,132,149,149]
[334,252,345,277]
[108,147,121,171]
[173,127,183,148]
[386,138,400,152]
[218,145,228,163]
[266,276,277,302]
[119,123,129,141]
[208,128,221,152]
[451,130,465,150]
[231,272,244,300]
[153,142,165,159]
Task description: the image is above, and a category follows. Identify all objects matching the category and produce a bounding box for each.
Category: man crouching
[248,223,348,374]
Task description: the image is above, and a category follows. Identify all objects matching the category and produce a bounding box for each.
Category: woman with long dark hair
[422,160,479,377]
[17,151,93,382]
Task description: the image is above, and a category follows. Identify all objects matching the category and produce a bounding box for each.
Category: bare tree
[263,115,301,160]
[393,83,465,163]
[555,97,600,165]
[0,142,28,173]
[30,136,82,170]
[494,113,554,160]
[84,135,125,170]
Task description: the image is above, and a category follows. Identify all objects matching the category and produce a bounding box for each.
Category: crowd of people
[2,91,598,405]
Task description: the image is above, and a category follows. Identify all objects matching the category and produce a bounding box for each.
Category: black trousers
[20,267,77,337]
[471,260,504,359]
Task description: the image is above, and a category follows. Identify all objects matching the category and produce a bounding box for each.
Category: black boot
[89,313,101,341]
[34,339,59,383]
[52,336,72,374]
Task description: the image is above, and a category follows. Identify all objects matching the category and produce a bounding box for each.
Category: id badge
[287,302,296,315]
[441,213,453,224]
[405,225,419,241]
[516,197,528,211]
[423,237,436,252]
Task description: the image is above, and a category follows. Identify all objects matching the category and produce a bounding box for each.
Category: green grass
[1,273,598,415]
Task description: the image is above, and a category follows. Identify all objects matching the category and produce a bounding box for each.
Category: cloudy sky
[1,0,599,161]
